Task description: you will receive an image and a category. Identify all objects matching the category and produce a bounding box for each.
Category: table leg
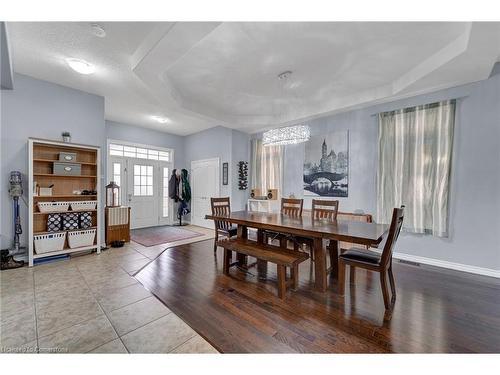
[256,229,268,279]
[237,225,248,267]
[313,237,327,292]
[328,240,339,279]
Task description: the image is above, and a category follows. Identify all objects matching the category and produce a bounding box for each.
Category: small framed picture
[222,162,228,185]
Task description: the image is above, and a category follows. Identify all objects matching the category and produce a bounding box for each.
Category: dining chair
[264,198,304,247]
[338,206,405,310]
[294,199,339,262]
[211,197,237,253]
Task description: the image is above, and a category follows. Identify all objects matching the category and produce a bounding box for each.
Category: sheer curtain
[251,139,283,194]
[377,100,456,237]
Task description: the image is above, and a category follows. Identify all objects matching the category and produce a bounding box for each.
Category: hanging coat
[168,169,180,202]
[181,168,191,203]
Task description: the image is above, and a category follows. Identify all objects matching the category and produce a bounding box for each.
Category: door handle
[128,193,132,202]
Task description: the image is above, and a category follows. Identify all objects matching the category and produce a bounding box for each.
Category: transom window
[134,165,153,196]
[110,143,170,161]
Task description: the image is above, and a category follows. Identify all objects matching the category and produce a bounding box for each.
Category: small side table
[105,206,131,246]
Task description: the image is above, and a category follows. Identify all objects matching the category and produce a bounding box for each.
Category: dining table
[205,210,389,292]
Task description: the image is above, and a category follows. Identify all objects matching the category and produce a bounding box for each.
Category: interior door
[127,160,159,228]
[191,158,219,228]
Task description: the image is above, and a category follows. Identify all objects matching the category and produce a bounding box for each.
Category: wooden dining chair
[264,198,304,247]
[338,206,405,310]
[295,199,339,262]
[211,197,237,253]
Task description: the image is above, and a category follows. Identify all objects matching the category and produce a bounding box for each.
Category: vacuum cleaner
[1,171,26,270]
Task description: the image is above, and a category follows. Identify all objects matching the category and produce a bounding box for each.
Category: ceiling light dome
[65,58,95,75]
[151,115,171,124]
[263,125,310,146]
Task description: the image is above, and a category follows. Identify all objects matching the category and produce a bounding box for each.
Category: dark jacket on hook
[181,169,191,203]
[168,169,180,202]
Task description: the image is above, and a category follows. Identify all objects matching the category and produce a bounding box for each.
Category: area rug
[131,226,204,247]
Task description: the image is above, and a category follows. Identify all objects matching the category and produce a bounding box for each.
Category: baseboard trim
[387,251,500,279]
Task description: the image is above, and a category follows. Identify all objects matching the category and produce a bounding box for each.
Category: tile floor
[0,225,218,354]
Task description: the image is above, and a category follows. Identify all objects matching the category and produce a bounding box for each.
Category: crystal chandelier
[262,71,310,146]
[263,125,310,146]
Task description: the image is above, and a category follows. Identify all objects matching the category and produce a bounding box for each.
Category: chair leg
[213,232,218,253]
[338,259,346,296]
[309,244,315,261]
[388,262,396,301]
[291,263,299,290]
[223,249,231,275]
[380,270,390,310]
[277,264,286,299]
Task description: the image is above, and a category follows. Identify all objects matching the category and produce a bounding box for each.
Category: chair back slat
[311,199,339,221]
[281,198,303,217]
[380,205,405,266]
[211,197,231,231]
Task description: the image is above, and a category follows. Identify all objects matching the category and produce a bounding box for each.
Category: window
[109,143,170,161]
[377,100,455,237]
[112,162,122,205]
[250,139,283,194]
[133,164,154,196]
[162,167,169,217]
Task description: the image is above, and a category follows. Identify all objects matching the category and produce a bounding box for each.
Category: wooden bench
[217,238,309,299]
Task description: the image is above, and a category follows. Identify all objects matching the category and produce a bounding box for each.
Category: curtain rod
[369,96,467,117]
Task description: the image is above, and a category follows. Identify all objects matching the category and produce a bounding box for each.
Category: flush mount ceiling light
[151,115,171,124]
[65,58,95,75]
[263,125,310,146]
[262,71,310,146]
[91,23,106,38]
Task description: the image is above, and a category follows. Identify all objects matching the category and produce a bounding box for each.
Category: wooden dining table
[206,210,389,292]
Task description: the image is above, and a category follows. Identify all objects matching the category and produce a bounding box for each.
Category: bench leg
[277,264,286,299]
[291,263,299,290]
[223,249,232,275]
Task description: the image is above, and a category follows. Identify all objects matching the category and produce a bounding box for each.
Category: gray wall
[106,120,185,169]
[254,73,500,271]
[0,74,105,248]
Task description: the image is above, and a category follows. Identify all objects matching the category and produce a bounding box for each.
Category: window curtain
[377,100,456,237]
[251,139,283,194]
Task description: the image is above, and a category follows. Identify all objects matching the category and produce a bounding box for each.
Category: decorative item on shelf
[79,212,93,229]
[238,161,248,190]
[222,162,228,185]
[53,161,81,176]
[61,131,71,143]
[59,152,77,162]
[250,188,261,198]
[267,189,278,200]
[34,232,66,254]
[47,213,62,232]
[106,181,120,207]
[81,189,97,195]
[62,212,79,230]
[67,229,96,249]
[39,184,54,196]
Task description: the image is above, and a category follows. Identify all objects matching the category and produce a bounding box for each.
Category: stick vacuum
[1,171,26,270]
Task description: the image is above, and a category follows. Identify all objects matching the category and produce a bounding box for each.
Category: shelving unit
[28,138,101,267]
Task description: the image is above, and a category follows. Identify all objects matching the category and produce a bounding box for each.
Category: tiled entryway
[0,225,218,353]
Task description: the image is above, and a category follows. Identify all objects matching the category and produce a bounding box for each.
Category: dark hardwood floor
[135,239,500,353]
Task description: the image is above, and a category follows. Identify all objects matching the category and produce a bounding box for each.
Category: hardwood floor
[135,239,500,353]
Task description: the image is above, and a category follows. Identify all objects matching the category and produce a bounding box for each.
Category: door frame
[191,157,220,228]
[106,139,175,227]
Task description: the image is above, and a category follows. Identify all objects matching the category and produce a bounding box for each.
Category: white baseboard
[388,251,500,279]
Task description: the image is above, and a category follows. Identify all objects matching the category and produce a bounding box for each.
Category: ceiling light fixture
[151,115,170,124]
[262,71,310,146]
[65,58,95,75]
[91,23,106,38]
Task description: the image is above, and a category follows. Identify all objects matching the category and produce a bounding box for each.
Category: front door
[191,158,220,228]
[127,161,158,229]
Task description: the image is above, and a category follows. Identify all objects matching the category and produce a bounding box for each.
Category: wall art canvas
[303,130,349,197]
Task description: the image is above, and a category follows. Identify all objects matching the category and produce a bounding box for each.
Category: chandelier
[263,125,310,146]
[262,71,310,146]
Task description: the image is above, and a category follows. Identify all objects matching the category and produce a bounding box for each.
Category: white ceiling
[7,22,500,135]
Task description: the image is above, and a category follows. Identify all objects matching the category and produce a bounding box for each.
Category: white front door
[191,158,220,228]
[127,161,158,228]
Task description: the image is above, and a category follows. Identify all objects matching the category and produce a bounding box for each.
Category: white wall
[0,74,105,248]
[253,72,500,272]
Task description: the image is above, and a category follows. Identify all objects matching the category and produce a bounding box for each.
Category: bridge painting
[303,130,349,197]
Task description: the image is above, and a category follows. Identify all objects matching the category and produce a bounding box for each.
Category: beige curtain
[251,139,283,194]
[377,100,456,237]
